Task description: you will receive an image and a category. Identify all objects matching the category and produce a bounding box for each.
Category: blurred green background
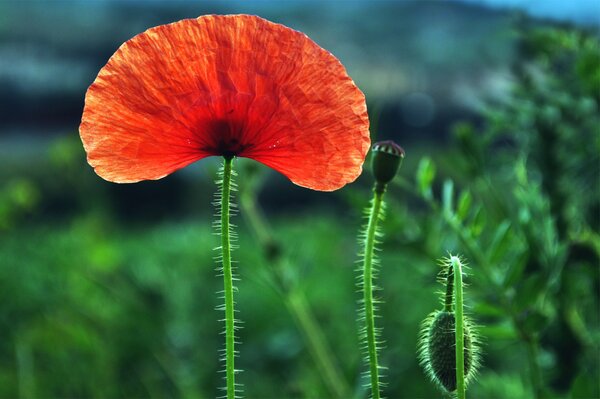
[0,1,599,398]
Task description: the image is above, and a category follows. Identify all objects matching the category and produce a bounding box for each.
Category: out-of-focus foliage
[385,22,599,399]
[0,179,39,230]
[0,18,598,399]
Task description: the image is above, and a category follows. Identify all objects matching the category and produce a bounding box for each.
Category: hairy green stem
[445,213,544,398]
[423,194,544,399]
[363,189,384,399]
[451,257,466,399]
[220,156,236,399]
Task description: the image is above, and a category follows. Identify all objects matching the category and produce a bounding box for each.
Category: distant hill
[0,0,590,142]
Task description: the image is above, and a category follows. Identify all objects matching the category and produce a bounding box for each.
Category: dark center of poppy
[217,136,245,159]
[202,119,250,158]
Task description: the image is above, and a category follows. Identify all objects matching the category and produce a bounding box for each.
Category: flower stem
[451,256,466,399]
[287,290,351,398]
[421,193,544,398]
[220,156,236,399]
[363,186,385,399]
[239,178,351,398]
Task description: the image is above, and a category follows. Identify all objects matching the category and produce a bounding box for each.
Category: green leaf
[513,275,547,312]
[472,301,505,318]
[416,157,436,200]
[442,179,454,216]
[570,370,600,398]
[477,322,517,340]
[487,220,512,264]
[468,205,486,237]
[456,190,472,222]
[503,251,529,289]
[521,310,550,336]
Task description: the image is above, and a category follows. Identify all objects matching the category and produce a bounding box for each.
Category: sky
[458,0,600,26]
[15,0,599,26]
[170,0,600,26]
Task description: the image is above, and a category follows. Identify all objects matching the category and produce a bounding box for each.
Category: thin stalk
[363,189,384,399]
[423,195,545,398]
[239,182,351,398]
[239,185,271,247]
[451,256,466,399]
[286,290,351,398]
[220,156,236,399]
[447,213,544,398]
[526,338,544,399]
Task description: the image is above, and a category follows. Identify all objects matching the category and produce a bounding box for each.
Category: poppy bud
[418,310,479,393]
[371,140,404,189]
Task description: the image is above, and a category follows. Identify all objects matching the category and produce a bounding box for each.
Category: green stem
[363,188,384,399]
[286,291,351,398]
[220,156,236,399]
[526,337,544,399]
[239,185,271,248]
[239,180,351,398]
[423,195,545,398]
[451,256,466,399]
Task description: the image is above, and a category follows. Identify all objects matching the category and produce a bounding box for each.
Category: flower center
[217,136,246,158]
[204,119,249,158]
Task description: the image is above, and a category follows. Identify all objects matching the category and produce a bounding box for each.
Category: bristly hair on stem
[452,256,466,399]
[356,140,404,399]
[417,255,482,398]
[356,192,387,399]
[213,157,243,399]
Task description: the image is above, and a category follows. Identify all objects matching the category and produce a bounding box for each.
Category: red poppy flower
[80,14,370,191]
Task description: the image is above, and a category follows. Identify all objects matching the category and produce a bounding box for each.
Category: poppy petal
[80,15,370,189]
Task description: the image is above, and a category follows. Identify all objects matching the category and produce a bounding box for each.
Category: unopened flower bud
[371,140,405,188]
[418,310,479,393]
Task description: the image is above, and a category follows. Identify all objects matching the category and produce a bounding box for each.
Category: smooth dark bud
[371,140,405,187]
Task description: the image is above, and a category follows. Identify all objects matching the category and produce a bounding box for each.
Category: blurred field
[1,1,599,398]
